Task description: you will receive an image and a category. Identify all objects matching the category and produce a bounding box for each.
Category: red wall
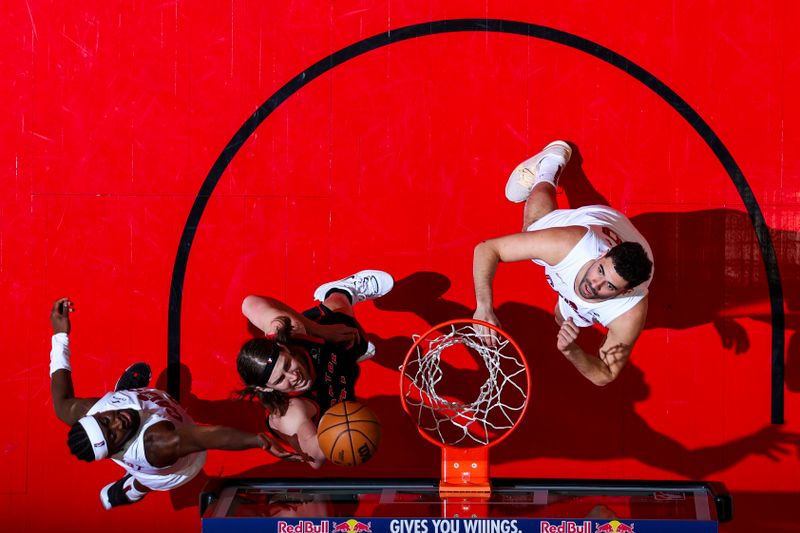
[3,1,799,531]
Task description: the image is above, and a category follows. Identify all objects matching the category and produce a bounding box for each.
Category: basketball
[317,401,381,467]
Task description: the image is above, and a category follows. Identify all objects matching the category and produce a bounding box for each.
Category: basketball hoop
[399,319,530,503]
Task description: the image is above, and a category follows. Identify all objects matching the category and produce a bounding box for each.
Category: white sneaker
[505,140,572,203]
[313,270,394,304]
[357,341,376,363]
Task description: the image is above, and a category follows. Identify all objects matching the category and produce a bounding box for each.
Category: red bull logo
[539,521,592,533]
[332,519,372,533]
[277,521,330,533]
[594,521,634,533]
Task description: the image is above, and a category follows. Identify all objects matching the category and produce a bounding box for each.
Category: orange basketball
[317,400,381,466]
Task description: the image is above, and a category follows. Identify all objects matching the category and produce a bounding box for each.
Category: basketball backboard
[200,478,731,533]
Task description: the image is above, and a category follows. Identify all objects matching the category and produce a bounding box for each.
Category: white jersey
[87,389,206,491]
[527,205,653,328]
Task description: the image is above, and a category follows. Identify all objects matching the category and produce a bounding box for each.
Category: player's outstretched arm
[472,240,502,328]
[142,420,312,468]
[242,295,310,335]
[473,228,583,339]
[557,298,648,386]
[269,397,326,469]
[49,298,98,425]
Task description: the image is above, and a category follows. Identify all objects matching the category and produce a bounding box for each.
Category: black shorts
[302,303,369,360]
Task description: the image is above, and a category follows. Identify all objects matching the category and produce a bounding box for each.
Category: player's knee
[522,217,539,231]
[323,292,354,315]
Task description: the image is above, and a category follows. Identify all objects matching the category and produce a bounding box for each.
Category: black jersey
[292,335,361,413]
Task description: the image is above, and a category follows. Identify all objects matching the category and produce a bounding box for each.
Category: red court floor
[3,1,799,531]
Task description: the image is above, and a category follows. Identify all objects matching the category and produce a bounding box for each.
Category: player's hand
[50,297,73,334]
[556,317,580,353]
[314,323,361,349]
[257,433,313,462]
[473,307,501,347]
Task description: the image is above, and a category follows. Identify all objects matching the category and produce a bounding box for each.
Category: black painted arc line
[167,18,784,423]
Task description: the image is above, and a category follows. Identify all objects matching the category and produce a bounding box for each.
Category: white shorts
[527,205,627,232]
[128,451,206,491]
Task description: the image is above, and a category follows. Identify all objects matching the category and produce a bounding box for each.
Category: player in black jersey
[237,270,393,468]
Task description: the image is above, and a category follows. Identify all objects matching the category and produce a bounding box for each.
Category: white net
[401,322,529,447]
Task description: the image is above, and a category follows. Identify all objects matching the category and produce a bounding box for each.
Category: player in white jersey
[473,141,654,386]
[48,297,309,510]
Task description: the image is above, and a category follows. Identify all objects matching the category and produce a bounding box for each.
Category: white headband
[78,416,109,461]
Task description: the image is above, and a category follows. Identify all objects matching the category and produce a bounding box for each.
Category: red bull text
[539,521,592,533]
[278,521,330,533]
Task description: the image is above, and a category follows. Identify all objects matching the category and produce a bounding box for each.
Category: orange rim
[399,318,530,450]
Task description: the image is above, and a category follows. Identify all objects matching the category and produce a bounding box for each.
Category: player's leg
[522,182,559,230]
[505,140,572,229]
[309,270,394,361]
[317,295,376,362]
[321,291,356,317]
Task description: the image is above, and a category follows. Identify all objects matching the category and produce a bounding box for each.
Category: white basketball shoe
[357,341,377,363]
[504,140,572,203]
[313,270,394,304]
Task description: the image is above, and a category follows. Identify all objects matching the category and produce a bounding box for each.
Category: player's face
[265,347,313,393]
[578,256,629,301]
[94,408,141,454]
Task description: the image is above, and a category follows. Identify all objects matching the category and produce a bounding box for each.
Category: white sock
[536,156,563,185]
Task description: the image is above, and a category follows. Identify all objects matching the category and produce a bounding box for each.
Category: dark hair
[237,316,293,416]
[606,242,653,289]
[67,423,96,462]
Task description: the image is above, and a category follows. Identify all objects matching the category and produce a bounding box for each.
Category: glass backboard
[201,478,731,533]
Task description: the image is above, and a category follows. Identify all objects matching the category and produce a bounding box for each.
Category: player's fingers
[476,324,498,347]
[281,450,311,462]
[490,330,500,347]
[267,444,295,459]
[59,298,74,314]
[260,435,309,462]
[485,328,498,347]
[52,297,67,313]
[557,329,576,346]
[275,449,298,460]
[259,434,284,452]
[562,321,579,336]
